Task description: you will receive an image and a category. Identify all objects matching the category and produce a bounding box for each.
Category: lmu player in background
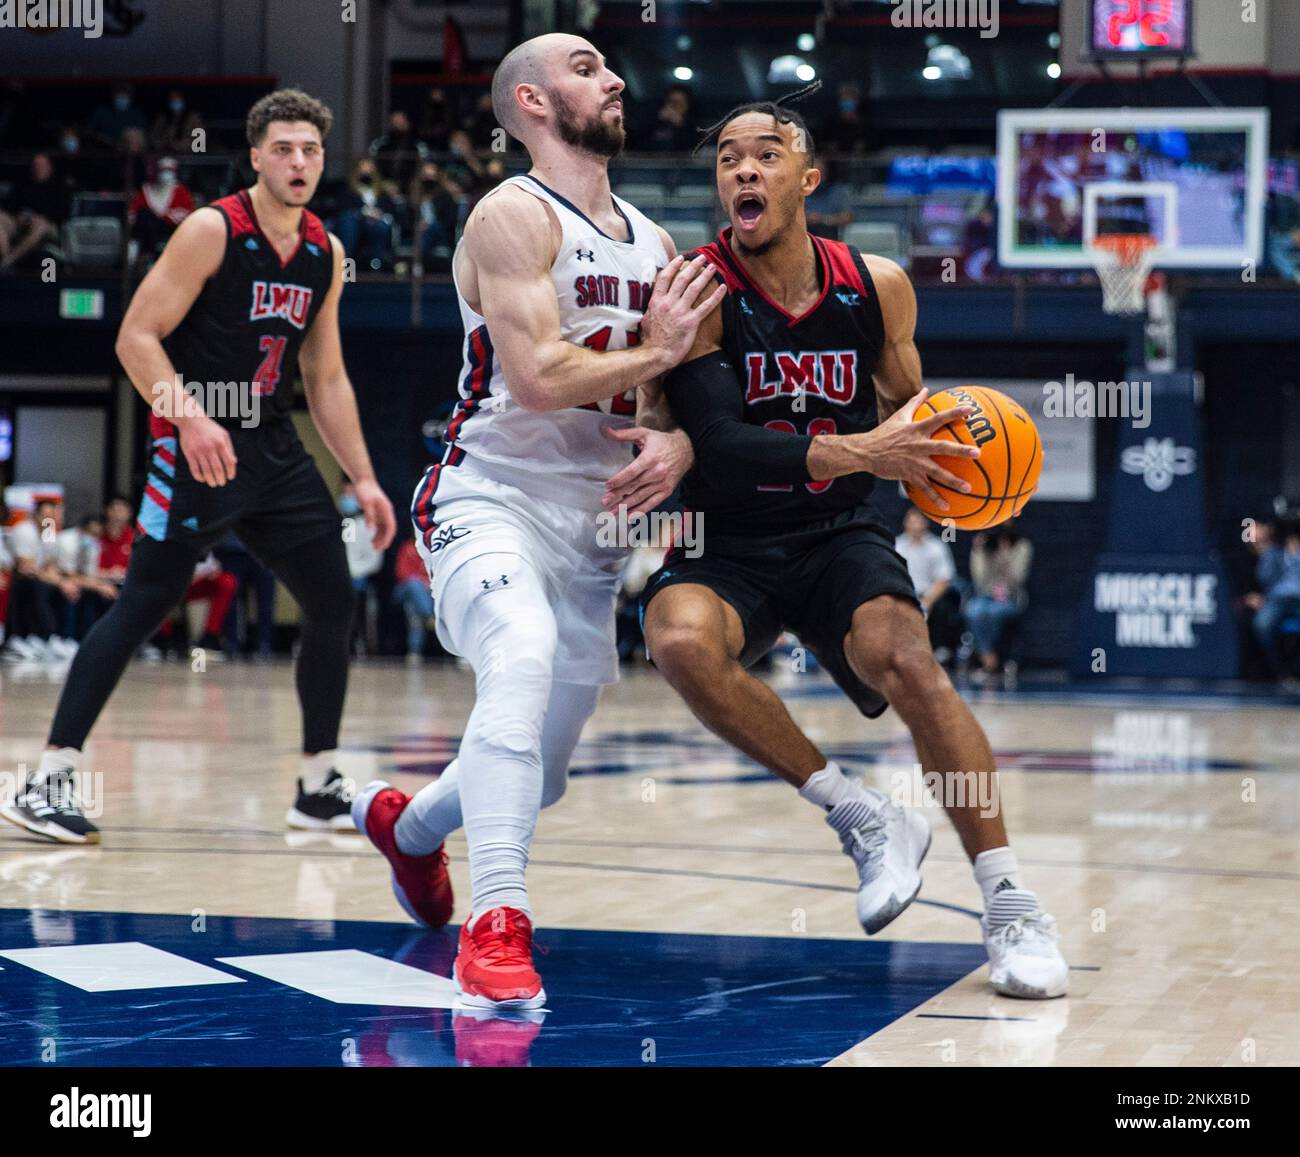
[1,89,396,846]
[634,94,1068,998]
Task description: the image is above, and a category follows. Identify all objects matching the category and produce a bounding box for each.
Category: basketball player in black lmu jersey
[633,96,1069,998]
[1,90,396,846]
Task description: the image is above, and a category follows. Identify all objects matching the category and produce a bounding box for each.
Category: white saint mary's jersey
[442,173,669,508]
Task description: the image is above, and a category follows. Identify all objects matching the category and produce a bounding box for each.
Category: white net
[1088,235,1158,316]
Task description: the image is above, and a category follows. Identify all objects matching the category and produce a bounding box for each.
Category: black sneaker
[0,770,101,845]
[285,769,357,831]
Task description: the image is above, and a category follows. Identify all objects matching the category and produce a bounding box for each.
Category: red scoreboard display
[1089,0,1193,59]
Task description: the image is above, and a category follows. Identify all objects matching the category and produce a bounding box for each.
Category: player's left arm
[864,255,924,424]
[298,234,397,550]
[602,224,696,516]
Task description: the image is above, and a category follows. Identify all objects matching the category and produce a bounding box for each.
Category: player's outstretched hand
[179,414,238,487]
[856,388,980,512]
[639,254,727,369]
[601,426,695,516]
[354,477,397,551]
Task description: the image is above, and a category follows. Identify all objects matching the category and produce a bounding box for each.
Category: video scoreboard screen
[1089,0,1192,60]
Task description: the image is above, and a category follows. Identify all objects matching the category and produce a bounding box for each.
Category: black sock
[266,530,355,755]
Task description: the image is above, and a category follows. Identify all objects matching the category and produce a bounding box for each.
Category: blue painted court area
[0,908,987,1066]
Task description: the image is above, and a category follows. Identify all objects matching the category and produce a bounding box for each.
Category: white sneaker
[981,890,1069,999]
[826,788,931,934]
[3,635,42,662]
[48,636,78,660]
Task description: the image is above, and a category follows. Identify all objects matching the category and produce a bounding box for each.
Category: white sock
[397,681,599,857]
[467,903,533,934]
[798,762,854,811]
[34,748,82,784]
[300,750,337,794]
[396,758,463,856]
[974,846,1026,907]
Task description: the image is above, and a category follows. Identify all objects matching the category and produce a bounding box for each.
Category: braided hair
[691,80,822,162]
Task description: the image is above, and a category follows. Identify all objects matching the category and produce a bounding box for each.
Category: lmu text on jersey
[744,350,860,405]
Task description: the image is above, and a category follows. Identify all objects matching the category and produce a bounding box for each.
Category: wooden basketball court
[2,657,1295,1067]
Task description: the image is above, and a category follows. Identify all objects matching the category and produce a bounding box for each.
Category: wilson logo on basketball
[946,387,997,447]
[744,350,858,406]
[249,281,314,330]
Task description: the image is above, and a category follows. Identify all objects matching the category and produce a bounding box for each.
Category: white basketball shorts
[411,455,627,686]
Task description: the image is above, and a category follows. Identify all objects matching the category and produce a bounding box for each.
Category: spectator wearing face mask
[149,89,204,155]
[337,158,397,273]
[128,156,194,260]
[90,82,147,148]
[409,160,461,272]
[55,125,103,190]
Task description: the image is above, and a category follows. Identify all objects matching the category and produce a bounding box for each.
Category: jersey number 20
[758,418,836,494]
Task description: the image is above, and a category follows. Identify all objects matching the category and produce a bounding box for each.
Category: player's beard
[550,88,624,158]
[731,230,778,258]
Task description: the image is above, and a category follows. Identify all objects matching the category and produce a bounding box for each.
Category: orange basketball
[903,386,1042,530]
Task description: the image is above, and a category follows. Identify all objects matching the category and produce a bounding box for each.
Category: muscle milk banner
[1072,371,1238,678]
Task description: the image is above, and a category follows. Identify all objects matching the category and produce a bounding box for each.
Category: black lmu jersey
[155,189,333,438]
[682,226,887,538]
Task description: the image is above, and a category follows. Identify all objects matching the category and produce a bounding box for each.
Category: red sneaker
[352,780,454,928]
[454,907,547,1010]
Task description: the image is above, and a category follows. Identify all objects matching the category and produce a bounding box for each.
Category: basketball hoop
[1087,234,1159,316]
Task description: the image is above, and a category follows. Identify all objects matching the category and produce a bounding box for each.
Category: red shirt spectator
[99,497,135,579]
[395,538,424,585]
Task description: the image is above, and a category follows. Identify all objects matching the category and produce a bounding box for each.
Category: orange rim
[1088,234,1158,264]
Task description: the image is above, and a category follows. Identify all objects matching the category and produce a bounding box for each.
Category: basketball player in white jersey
[351,34,725,1010]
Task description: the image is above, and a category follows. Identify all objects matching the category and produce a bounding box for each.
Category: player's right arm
[115,207,238,487]
[464,186,724,413]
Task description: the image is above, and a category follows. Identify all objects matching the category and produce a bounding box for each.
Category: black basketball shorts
[640,518,920,719]
[136,420,341,563]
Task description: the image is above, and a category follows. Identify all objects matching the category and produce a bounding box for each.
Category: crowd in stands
[893,508,1033,687]
[0,81,516,279]
[0,494,282,664]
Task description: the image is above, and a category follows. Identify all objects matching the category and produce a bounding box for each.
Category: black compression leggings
[48,530,355,754]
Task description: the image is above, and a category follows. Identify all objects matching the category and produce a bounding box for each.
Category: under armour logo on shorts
[481,575,510,591]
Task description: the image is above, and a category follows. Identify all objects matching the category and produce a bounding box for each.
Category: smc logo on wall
[1120,438,1196,493]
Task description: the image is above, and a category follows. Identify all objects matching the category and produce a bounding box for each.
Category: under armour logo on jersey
[425,525,469,553]
[575,248,595,262]
[481,574,510,591]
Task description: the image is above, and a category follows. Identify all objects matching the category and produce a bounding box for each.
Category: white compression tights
[393,552,601,918]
